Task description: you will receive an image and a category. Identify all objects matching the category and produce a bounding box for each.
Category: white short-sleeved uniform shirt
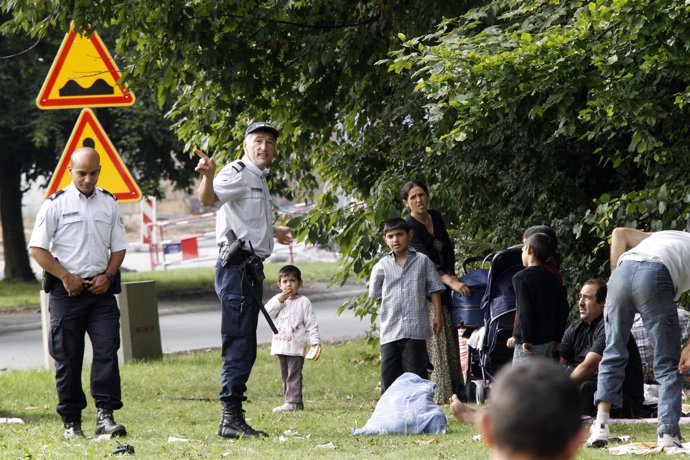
[213,155,274,258]
[28,184,128,278]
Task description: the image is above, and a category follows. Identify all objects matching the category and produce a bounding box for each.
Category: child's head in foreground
[278,264,303,294]
[477,358,583,459]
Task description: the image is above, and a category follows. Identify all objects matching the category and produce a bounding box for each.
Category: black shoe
[218,407,267,439]
[63,420,85,439]
[95,408,127,437]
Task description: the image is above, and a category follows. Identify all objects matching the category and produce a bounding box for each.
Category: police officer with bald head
[29,147,128,439]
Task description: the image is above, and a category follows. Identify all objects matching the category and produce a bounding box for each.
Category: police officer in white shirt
[29,147,128,440]
[195,122,292,439]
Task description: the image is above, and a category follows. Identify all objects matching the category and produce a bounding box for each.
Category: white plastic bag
[353,372,447,435]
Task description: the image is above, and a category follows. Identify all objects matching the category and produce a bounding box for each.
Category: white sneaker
[585,422,610,448]
[272,403,303,413]
[657,434,683,449]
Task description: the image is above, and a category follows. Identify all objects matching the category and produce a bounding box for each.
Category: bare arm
[105,249,126,276]
[610,227,652,272]
[431,291,443,335]
[569,352,602,383]
[439,272,470,296]
[680,342,690,373]
[194,148,218,206]
[30,247,84,296]
[273,225,293,245]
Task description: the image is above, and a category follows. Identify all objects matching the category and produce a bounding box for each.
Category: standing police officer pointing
[195,122,292,439]
[29,147,128,439]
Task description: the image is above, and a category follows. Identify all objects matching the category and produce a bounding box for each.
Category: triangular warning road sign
[36,26,136,109]
[45,109,142,202]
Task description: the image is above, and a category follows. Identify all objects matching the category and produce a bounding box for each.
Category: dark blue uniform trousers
[215,259,261,409]
[49,283,122,422]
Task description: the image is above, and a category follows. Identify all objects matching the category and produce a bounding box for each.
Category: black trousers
[380,338,428,394]
[49,283,122,422]
[579,378,643,418]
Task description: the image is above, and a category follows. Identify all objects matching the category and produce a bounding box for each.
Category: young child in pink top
[266,265,321,413]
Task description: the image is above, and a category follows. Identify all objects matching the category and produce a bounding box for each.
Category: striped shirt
[632,309,690,386]
[369,248,445,344]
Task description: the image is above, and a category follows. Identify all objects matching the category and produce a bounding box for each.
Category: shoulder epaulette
[48,190,65,201]
[98,188,117,201]
[231,161,246,173]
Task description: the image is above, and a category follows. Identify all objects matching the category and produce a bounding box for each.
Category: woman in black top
[401,179,469,403]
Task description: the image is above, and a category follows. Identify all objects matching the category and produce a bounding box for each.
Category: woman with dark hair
[401,179,469,403]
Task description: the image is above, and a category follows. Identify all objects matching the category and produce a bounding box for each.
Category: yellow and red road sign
[36,26,135,109]
[45,109,142,202]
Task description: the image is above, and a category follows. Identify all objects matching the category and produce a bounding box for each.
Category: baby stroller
[451,254,490,330]
[452,246,524,403]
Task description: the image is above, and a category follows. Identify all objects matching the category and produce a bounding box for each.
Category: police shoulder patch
[231,161,246,174]
[98,188,117,201]
[48,190,65,201]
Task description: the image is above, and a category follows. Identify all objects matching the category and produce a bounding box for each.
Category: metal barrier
[142,201,331,270]
[147,212,217,270]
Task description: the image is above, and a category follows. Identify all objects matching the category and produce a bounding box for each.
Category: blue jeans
[595,260,681,437]
[215,259,261,409]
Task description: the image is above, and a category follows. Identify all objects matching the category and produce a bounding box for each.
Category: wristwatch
[104,272,116,283]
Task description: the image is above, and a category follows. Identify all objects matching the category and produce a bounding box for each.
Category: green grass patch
[0,340,667,459]
[0,262,342,312]
[121,267,216,295]
[0,279,42,309]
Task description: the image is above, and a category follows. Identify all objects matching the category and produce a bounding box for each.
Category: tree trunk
[0,156,36,281]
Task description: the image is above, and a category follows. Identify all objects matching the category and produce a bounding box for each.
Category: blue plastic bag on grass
[352,372,447,435]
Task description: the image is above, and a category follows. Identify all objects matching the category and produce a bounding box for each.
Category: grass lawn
[0,339,667,459]
[0,261,343,311]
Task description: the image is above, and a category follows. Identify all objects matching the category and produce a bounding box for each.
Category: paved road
[0,294,369,371]
[0,240,338,279]
[0,238,361,371]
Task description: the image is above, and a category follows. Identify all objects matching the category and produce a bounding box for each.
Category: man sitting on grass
[560,279,644,418]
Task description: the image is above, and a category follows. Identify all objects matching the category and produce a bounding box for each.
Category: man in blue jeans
[194,122,292,438]
[587,226,690,449]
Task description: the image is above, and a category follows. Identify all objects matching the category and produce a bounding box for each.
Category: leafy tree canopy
[0,0,471,314]
[0,13,196,280]
[385,0,690,290]
[4,0,690,312]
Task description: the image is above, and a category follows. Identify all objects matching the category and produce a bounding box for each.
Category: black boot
[218,407,267,439]
[95,408,127,437]
[63,420,85,439]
